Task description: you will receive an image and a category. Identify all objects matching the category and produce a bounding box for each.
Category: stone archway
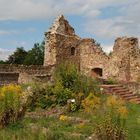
[91,68,103,78]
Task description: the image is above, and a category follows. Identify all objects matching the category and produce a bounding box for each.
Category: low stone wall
[0,72,19,85]
[0,64,54,84]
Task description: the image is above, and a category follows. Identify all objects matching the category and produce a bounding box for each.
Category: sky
[0,0,140,60]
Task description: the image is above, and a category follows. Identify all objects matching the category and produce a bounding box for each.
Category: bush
[0,84,25,127]
[81,92,100,113]
[27,82,73,111]
[27,62,100,111]
[94,96,128,140]
[54,62,100,97]
[26,84,47,111]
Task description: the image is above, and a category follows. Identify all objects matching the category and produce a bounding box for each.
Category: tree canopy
[2,41,45,65]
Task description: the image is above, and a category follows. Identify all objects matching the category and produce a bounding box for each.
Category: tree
[7,47,27,64]
[23,41,44,65]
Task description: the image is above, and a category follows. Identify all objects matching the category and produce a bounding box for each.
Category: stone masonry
[44,15,140,82]
[0,15,139,84]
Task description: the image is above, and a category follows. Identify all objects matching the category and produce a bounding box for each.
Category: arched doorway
[91,68,103,78]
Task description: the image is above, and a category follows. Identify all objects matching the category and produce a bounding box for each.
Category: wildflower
[77,122,85,128]
[100,88,104,92]
[59,115,68,121]
[117,106,128,119]
[71,99,75,103]
[27,86,32,92]
[81,93,100,113]
[106,96,117,107]
[117,98,125,106]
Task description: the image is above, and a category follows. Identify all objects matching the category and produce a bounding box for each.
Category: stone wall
[0,72,19,85]
[104,37,140,81]
[44,15,109,77]
[44,15,81,69]
[44,15,140,82]
[0,64,54,84]
[79,39,109,75]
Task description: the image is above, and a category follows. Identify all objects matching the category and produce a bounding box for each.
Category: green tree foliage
[0,60,8,64]
[3,41,44,65]
[23,41,44,65]
[7,47,27,64]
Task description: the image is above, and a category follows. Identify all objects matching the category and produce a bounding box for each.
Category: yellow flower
[106,96,117,107]
[81,93,100,113]
[59,115,68,121]
[117,98,125,106]
[77,122,85,129]
[117,106,128,119]
[0,84,22,100]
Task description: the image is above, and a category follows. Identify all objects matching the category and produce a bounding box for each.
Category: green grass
[127,104,140,140]
[0,103,140,140]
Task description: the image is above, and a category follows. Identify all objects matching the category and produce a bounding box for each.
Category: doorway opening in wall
[71,47,75,55]
[91,68,103,78]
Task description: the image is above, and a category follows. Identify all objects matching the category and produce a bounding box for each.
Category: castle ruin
[0,15,139,84]
[44,15,140,82]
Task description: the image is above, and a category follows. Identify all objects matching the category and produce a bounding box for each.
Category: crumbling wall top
[46,15,75,36]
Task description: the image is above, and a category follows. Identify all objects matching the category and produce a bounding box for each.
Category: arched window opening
[91,68,103,78]
[71,47,75,55]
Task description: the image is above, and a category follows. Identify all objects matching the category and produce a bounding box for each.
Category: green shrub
[54,62,100,97]
[27,84,47,111]
[106,77,118,85]
[27,62,100,111]
[27,82,73,110]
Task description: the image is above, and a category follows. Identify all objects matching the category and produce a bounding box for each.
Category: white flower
[71,99,75,103]
[27,86,31,92]
[100,88,103,91]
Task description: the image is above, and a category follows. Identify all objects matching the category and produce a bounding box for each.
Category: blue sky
[0,0,140,60]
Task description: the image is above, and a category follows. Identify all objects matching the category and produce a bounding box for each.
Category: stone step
[112,89,129,92]
[123,96,138,100]
[100,85,123,89]
[121,94,136,98]
[101,84,140,104]
[114,91,133,95]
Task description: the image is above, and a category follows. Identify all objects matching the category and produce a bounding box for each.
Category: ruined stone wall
[44,32,81,67]
[44,15,81,69]
[79,39,109,75]
[0,64,53,84]
[55,34,81,69]
[44,15,140,82]
[104,37,140,81]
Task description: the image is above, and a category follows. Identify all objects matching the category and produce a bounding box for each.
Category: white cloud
[102,44,113,53]
[84,0,140,45]
[0,0,133,20]
[0,48,13,60]
[0,28,37,36]
[0,0,139,49]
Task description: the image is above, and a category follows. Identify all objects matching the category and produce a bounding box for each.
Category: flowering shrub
[81,93,100,113]
[27,82,74,111]
[94,96,128,140]
[0,84,25,127]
